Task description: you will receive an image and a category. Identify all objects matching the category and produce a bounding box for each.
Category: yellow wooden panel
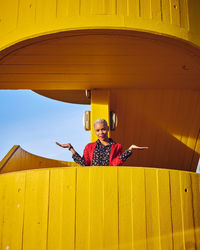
[145,168,160,250]
[179,0,189,29]
[76,167,90,250]
[18,0,36,26]
[131,168,147,249]
[103,167,118,250]
[170,171,184,249]
[91,89,110,142]
[36,0,57,24]
[0,0,19,34]
[118,167,134,250]
[191,173,200,249]
[0,172,25,250]
[22,170,49,250]
[0,174,5,248]
[180,172,196,249]
[47,168,76,250]
[89,167,104,249]
[118,167,147,250]
[157,170,173,250]
[151,0,162,21]
[170,0,180,26]
[140,0,151,18]
[162,0,171,23]
[127,0,140,17]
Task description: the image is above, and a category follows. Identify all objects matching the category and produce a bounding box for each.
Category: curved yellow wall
[0,145,78,174]
[0,0,200,52]
[0,167,199,250]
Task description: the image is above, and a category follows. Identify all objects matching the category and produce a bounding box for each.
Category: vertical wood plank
[91,89,110,142]
[76,167,90,250]
[140,0,151,18]
[145,168,160,250]
[170,171,185,249]
[0,175,4,250]
[127,0,140,17]
[22,170,49,250]
[191,173,200,249]
[89,167,104,249]
[104,167,118,250]
[162,0,171,23]
[18,0,36,26]
[151,0,162,21]
[47,168,76,250]
[131,168,147,250]
[0,172,25,250]
[118,167,133,250]
[170,0,180,26]
[180,172,196,250]
[157,170,173,250]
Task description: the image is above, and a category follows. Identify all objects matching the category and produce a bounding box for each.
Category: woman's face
[94,122,109,141]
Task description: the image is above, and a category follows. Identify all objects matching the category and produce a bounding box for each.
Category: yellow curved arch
[0,145,78,174]
[0,0,200,51]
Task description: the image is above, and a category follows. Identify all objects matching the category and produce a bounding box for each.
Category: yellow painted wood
[131,167,147,250]
[145,168,160,250]
[118,167,147,250]
[91,89,110,142]
[47,168,76,250]
[180,172,196,249]
[110,89,200,171]
[89,167,104,249]
[0,167,200,249]
[191,173,200,249]
[118,167,134,250]
[157,170,173,250]
[0,145,19,171]
[76,167,90,250]
[170,171,185,249]
[0,174,4,249]
[0,145,78,174]
[103,167,118,250]
[0,0,200,55]
[0,173,25,250]
[22,169,49,250]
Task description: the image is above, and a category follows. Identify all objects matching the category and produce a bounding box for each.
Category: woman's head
[94,119,109,141]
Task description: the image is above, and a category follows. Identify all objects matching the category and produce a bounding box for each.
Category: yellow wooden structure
[0,0,200,249]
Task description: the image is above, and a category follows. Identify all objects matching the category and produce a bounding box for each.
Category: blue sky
[0,90,90,162]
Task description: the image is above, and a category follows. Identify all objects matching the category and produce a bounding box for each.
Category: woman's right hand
[56,142,72,149]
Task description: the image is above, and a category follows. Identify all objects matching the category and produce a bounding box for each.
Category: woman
[56,119,148,166]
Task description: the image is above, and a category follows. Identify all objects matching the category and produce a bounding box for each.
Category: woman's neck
[99,137,109,146]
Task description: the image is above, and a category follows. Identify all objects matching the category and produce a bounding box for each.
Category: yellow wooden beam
[91,89,110,142]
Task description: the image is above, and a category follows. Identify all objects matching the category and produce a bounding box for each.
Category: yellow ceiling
[0,30,200,103]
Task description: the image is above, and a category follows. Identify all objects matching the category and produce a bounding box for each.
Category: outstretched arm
[56,142,76,154]
[128,144,149,152]
[56,142,87,166]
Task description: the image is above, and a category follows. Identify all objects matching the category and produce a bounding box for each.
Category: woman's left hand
[128,144,149,152]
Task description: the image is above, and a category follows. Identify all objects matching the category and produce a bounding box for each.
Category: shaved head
[94,119,108,128]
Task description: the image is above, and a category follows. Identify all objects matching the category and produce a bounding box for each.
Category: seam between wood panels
[139,0,141,17]
[45,170,51,250]
[168,171,175,250]
[160,0,163,21]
